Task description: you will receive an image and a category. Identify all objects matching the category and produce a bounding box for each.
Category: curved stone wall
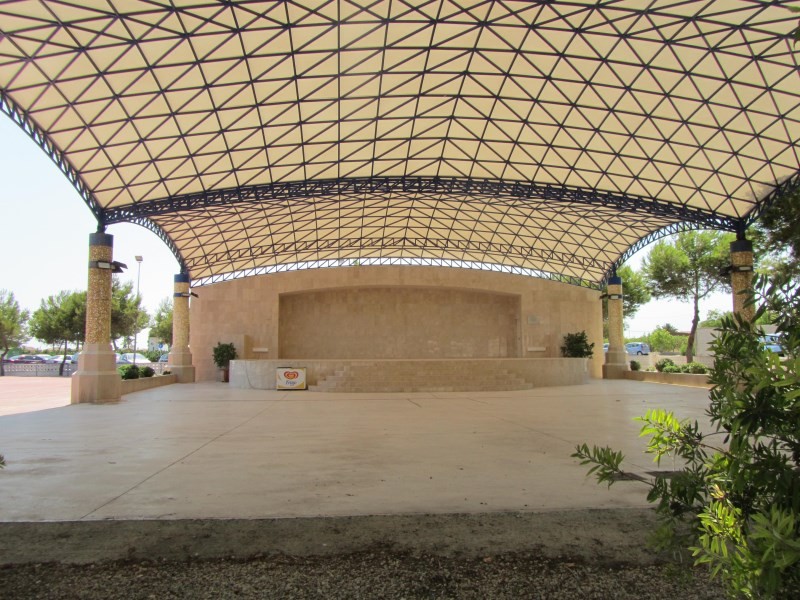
[190,266,603,381]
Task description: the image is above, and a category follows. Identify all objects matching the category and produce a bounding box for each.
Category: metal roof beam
[103,176,741,231]
[182,235,608,273]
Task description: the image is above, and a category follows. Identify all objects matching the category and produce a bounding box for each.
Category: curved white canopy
[1,1,798,285]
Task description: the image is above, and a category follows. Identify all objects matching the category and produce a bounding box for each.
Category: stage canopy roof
[1,1,798,287]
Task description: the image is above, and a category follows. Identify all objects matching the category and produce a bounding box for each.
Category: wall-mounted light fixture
[90,260,127,273]
[720,264,754,277]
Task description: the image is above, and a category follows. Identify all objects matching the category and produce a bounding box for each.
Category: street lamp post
[133,255,143,365]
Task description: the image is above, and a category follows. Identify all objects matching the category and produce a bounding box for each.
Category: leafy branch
[575,274,800,598]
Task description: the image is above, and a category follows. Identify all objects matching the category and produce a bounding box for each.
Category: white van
[625,342,650,355]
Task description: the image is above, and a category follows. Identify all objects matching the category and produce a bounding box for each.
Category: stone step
[311,362,532,393]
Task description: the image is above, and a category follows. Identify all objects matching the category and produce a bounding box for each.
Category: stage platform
[230,358,590,392]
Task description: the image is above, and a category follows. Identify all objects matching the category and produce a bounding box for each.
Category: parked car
[158,353,169,363]
[602,343,609,353]
[119,353,152,364]
[761,334,783,355]
[625,342,650,355]
[8,354,48,363]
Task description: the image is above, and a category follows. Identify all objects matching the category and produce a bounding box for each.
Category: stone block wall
[279,287,520,359]
[190,266,603,381]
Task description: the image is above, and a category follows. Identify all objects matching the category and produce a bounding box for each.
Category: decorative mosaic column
[730,238,755,322]
[602,275,628,379]
[169,272,195,383]
[71,232,121,403]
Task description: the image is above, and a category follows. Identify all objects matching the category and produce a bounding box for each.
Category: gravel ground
[1,551,726,599]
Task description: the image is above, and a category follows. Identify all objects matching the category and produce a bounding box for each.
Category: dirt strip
[0,508,666,566]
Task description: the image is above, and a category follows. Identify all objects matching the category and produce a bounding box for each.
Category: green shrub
[683,362,708,374]
[139,366,155,378]
[630,360,641,371]
[119,365,140,380]
[655,357,676,372]
[661,364,681,373]
[560,331,594,358]
[144,350,162,362]
[574,275,800,598]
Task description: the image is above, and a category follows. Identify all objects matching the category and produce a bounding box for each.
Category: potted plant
[560,331,594,358]
[212,341,237,382]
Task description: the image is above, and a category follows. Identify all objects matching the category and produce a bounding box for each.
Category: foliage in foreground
[574,275,800,599]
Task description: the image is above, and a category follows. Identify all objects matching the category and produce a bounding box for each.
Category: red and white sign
[276,367,307,390]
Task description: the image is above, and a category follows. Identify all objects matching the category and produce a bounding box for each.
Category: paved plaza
[0,378,712,522]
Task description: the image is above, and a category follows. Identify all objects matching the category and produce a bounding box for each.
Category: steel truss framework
[1,1,798,288]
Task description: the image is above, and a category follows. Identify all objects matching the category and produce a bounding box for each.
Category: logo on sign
[284,371,299,380]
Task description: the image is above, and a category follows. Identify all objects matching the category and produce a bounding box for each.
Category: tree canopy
[750,185,800,287]
[110,279,149,350]
[617,264,651,318]
[602,264,651,338]
[0,290,29,376]
[27,278,149,360]
[29,290,85,374]
[149,298,173,347]
[642,230,733,361]
[646,326,686,354]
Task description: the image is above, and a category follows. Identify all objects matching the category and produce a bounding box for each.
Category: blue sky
[0,115,732,343]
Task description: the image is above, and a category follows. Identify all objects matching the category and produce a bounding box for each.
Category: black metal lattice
[1,1,798,286]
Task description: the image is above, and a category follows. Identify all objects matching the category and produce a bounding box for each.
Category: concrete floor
[0,379,713,522]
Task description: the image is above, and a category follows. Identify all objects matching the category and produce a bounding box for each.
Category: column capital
[174,272,190,284]
[607,275,622,285]
[730,239,753,254]
[89,232,114,247]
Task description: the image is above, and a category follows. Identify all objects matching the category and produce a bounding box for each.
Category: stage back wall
[279,287,519,360]
[190,266,603,382]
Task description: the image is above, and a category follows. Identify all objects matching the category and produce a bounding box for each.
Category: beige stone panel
[278,287,519,359]
[230,357,590,391]
[71,343,121,403]
[190,266,603,381]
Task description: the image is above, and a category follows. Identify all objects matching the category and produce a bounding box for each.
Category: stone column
[71,232,121,403]
[730,238,755,322]
[602,275,628,379]
[169,272,195,383]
